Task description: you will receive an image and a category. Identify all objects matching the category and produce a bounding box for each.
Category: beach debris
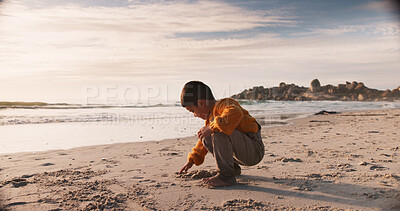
[314,110,339,115]
[370,165,387,171]
[39,163,55,166]
[167,152,179,156]
[379,153,392,157]
[309,120,330,123]
[368,131,380,133]
[275,157,302,162]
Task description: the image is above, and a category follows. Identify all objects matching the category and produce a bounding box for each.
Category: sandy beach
[1,108,399,210]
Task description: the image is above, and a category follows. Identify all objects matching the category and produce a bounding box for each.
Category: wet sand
[1,109,399,210]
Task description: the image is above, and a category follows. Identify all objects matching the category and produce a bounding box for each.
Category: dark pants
[202,128,264,177]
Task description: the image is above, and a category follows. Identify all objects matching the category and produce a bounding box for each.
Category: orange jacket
[188,98,259,165]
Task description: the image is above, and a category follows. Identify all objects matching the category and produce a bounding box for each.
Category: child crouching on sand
[178,81,265,187]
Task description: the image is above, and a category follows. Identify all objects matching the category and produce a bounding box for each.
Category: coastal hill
[231,79,400,101]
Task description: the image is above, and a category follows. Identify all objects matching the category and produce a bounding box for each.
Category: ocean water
[1,100,399,154]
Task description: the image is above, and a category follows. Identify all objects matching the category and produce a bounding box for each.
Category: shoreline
[1,107,398,155]
[0,106,394,156]
[1,108,399,210]
[1,100,399,155]
[0,112,308,156]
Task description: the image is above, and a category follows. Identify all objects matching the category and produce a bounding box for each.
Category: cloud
[300,27,359,36]
[0,0,398,96]
[373,22,400,36]
[0,0,295,79]
[295,21,400,37]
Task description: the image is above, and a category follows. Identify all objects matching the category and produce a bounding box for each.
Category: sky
[0,0,399,103]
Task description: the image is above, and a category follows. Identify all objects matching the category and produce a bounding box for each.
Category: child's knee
[211,131,230,140]
[201,135,213,152]
[202,132,226,151]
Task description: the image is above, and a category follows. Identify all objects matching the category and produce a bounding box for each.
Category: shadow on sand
[220,174,400,210]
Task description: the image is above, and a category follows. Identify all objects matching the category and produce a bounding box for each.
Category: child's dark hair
[181,81,215,107]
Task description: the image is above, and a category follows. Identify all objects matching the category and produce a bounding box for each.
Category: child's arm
[179,139,208,173]
[188,139,208,165]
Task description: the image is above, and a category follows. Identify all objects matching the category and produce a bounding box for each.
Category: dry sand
[1,109,399,210]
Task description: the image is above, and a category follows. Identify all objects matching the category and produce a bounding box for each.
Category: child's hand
[179,161,193,174]
[197,126,214,139]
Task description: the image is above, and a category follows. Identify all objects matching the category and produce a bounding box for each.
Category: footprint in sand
[12,179,28,188]
[2,178,28,188]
